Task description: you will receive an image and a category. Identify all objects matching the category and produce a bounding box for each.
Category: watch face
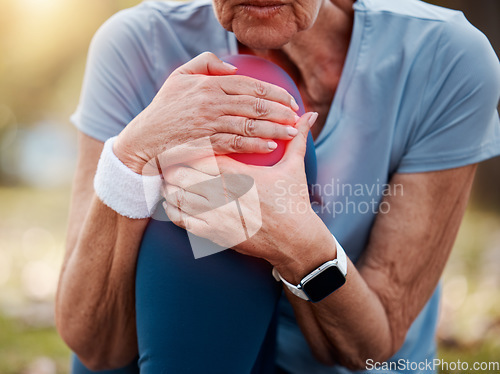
[302,266,346,302]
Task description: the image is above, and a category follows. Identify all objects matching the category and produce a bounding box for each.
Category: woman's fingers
[163,184,213,217]
[280,111,318,164]
[163,164,230,208]
[217,75,299,111]
[216,116,298,140]
[221,95,299,126]
[163,200,208,232]
[120,51,303,172]
[173,52,238,76]
[163,164,254,215]
[164,165,215,192]
[210,133,277,154]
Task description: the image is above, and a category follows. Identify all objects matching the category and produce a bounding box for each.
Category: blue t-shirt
[71,0,500,373]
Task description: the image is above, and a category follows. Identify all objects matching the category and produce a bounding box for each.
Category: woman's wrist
[273,213,336,284]
[113,132,149,175]
[94,136,163,219]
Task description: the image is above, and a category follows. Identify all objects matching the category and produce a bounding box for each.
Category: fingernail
[294,114,300,123]
[308,112,319,127]
[268,141,278,150]
[222,61,238,70]
[287,126,299,137]
[290,96,299,111]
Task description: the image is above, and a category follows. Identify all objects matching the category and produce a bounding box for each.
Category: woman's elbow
[55,299,121,371]
[322,347,395,371]
[55,311,98,370]
[311,334,403,370]
[70,351,126,372]
[311,346,373,370]
[56,319,129,371]
[309,341,373,370]
[56,311,137,370]
[72,354,115,372]
[340,332,406,370]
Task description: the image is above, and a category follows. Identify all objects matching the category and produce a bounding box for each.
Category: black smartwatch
[272,234,347,303]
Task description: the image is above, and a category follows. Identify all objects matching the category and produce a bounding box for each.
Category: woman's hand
[113,52,300,174]
[162,112,330,273]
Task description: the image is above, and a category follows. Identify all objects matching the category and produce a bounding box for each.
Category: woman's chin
[233,26,296,50]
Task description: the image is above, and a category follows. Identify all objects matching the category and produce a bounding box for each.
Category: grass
[439,343,500,374]
[0,313,71,374]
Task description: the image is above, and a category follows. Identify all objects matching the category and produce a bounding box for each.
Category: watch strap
[272,267,310,300]
[334,234,348,276]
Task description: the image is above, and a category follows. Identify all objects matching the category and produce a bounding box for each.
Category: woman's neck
[238,0,355,138]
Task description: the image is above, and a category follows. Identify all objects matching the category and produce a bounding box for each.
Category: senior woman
[56,0,500,373]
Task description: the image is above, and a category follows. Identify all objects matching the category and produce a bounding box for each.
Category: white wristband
[94,136,163,219]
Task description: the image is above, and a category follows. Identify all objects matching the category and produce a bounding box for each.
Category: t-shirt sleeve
[71,8,157,142]
[397,15,500,173]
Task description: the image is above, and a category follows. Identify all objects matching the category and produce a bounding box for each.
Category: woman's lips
[240,2,285,18]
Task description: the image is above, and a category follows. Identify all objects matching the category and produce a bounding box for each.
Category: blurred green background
[0,0,499,373]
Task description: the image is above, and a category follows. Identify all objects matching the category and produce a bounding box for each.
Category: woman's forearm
[276,226,394,369]
[56,195,148,370]
[288,260,394,369]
